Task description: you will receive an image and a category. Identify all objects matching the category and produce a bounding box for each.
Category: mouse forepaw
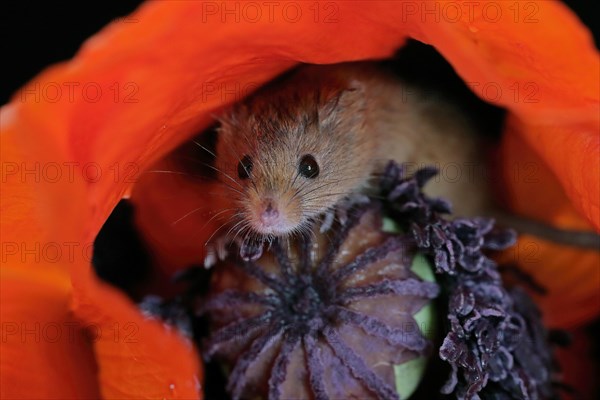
[203,236,230,268]
[205,235,265,266]
[337,194,371,225]
[239,237,264,262]
[320,194,371,232]
[320,209,335,233]
[203,243,217,269]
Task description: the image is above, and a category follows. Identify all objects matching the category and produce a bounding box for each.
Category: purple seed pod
[199,203,440,400]
[380,162,560,400]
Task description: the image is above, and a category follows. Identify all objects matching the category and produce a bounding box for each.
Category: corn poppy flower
[1,1,598,399]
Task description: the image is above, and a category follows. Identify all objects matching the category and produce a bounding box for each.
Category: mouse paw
[337,194,371,225]
[204,244,217,269]
[203,236,230,268]
[320,209,336,233]
[239,237,264,262]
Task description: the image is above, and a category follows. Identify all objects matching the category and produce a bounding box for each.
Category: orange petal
[70,258,202,399]
[555,328,599,398]
[1,117,100,396]
[405,1,599,228]
[497,116,597,231]
[0,265,100,398]
[130,157,224,274]
[495,121,600,327]
[516,121,599,230]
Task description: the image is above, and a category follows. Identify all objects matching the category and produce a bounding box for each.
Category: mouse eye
[238,155,253,179]
[298,154,319,179]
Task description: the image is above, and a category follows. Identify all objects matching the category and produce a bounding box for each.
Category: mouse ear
[323,78,366,115]
[338,78,366,107]
[319,79,367,131]
[215,103,254,135]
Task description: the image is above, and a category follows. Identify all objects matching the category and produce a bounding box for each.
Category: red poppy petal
[405,1,599,229]
[556,328,599,398]
[3,93,203,397]
[0,266,100,398]
[496,123,600,327]
[70,261,202,399]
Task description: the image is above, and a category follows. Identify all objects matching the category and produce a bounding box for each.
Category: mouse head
[214,68,377,239]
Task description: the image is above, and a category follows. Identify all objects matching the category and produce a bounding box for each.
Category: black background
[1,1,143,104]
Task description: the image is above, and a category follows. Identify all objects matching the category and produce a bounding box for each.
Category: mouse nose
[260,200,280,225]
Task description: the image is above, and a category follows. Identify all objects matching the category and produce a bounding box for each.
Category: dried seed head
[200,202,439,400]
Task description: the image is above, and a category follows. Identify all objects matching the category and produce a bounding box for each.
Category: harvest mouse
[205,62,492,265]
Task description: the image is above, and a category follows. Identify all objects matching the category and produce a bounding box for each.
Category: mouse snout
[260,200,280,224]
[248,195,295,235]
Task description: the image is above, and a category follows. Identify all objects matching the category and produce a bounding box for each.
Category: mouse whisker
[302,192,361,204]
[142,170,208,180]
[185,157,234,179]
[224,214,246,236]
[226,219,247,243]
[303,190,362,199]
[227,211,253,239]
[205,216,240,246]
[296,181,347,199]
[235,226,251,245]
[288,170,301,193]
[219,183,246,198]
[205,192,245,199]
[294,176,317,199]
[293,221,317,243]
[202,162,244,190]
[171,154,217,167]
[235,225,256,249]
[192,140,217,158]
[170,206,233,227]
[249,178,259,195]
[297,174,371,198]
[286,187,303,208]
[196,208,236,231]
[171,207,209,226]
